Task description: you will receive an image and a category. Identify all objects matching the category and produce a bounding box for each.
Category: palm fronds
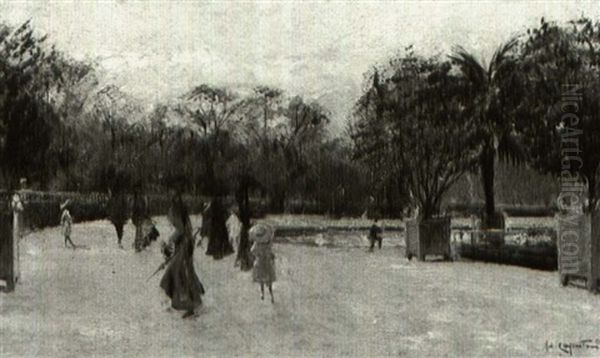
[448,46,487,90]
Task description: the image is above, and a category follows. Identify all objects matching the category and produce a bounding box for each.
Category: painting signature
[545,339,600,356]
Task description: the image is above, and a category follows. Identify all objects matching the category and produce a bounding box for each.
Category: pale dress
[226,213,242,251]
[61,209,72,237]
[251,241,276,284]
[11,194,24,282]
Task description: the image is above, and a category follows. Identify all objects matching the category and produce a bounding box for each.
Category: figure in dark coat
[369,218,383,252]
[160,195,205,319]
[132,191,159,252]
[202,197,234,260]
[107,191,129,248]
[132,191,147,250]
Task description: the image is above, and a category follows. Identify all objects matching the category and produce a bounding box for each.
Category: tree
[234,86,283,209]
[353,52,480,220]
[46,57,98,190]
[273,95,329,211]
[87,84,147,191]
[0,20,63,188]
[176,84,244,195]
[449,38,525,227]
[235,87,330,212]
[311,138,370,216]
[350,66,409,218]
[517,17,600,210]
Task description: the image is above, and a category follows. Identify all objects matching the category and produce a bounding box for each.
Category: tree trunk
[385,180,396,218]
[205,157,217,195]
[480,143,497,228]
[421,197,439,221]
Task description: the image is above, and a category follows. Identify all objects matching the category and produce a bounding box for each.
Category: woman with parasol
[159,194,205,318]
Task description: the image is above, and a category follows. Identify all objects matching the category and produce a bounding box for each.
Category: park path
[2,216,600,357]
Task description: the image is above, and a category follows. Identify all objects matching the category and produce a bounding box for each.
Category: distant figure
[227,207,242,253]
[60,200,76,249]
[137,221,160,252]
[250,223,276,303]
[226,208,243,267]
[11,190,24,283]
[159,194,205,319]
[234,185,254,272]
[107,191,129,248]
[369,218,383,252]
[132,191,159,252]
[132,190,147,250]
[203,197,234,260]
[451,232,463,261]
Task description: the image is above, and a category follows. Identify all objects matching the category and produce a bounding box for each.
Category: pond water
[275,230,404,248]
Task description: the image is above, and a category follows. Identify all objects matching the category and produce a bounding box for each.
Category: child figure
[60,200,76,249]
[249,223,276,303]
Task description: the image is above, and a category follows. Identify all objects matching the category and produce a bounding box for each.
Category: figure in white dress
[10,178,27,282]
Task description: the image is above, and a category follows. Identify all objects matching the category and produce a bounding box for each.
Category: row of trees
[4,17,597,228]
[352,17,600,226]
[0,20,381,220]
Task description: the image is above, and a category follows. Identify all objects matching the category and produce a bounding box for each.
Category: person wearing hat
[249,223,276,303]
[60,199,76,249]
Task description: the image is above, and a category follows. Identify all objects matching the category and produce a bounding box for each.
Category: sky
[1,1,599,132]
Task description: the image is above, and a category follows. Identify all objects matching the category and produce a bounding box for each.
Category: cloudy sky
[1,1,599,132]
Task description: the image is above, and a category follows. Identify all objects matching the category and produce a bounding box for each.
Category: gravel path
[1,216,598,357]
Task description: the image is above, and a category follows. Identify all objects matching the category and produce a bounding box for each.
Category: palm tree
[449,39,525,228]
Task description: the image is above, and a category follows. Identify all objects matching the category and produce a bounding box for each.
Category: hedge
[0,191,208,230]
[446,203,556,217]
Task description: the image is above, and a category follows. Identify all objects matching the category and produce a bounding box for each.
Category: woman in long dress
[107,191,128,248]
[132,190,147,251]
[203,197,234,260]
[159,194,205,318]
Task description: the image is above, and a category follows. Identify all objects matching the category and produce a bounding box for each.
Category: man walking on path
[369,218,383,252]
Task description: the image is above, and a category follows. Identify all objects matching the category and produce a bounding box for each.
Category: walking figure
[202,197,234,260]
[159,194,205,319]
[132,190,159,252]
[11,188,25,283]
[60,200,76,249]
[107,190,129,248]
[249,223,276,303]
[369,218,383,252]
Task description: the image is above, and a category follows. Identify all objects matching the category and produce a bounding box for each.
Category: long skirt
[160,243,204,311]
[205,222,234,260]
